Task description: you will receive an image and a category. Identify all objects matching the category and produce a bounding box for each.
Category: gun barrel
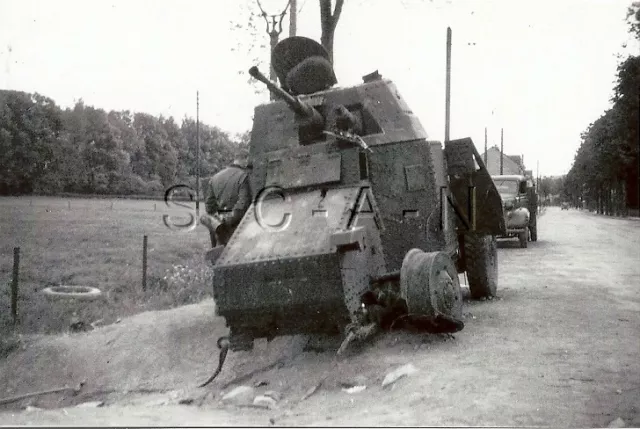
[248,66,321,123]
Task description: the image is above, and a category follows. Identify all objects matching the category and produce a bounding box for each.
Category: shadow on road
[497,239,520,249]
[497,239,555,249]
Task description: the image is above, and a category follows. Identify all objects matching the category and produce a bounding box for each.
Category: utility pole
[444,27,452,145]
[256,0,292,99]
[500,127,504,175]
[196,91,200,216]
[484,127,488,166]
[289,0,297,36]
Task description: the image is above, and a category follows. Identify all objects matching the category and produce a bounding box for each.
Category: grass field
[0,196,213,338]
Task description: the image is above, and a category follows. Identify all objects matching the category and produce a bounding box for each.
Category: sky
[1,0,637,177]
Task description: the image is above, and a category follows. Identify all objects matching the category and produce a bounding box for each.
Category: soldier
[202,154,252,247]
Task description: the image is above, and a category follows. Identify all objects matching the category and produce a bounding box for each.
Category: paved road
[2,207,639,426]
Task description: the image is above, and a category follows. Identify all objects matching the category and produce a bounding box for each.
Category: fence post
[142,235,148,291]
[11,247,20,325]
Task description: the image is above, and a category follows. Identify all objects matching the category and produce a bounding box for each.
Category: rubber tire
[519,229,528,248]
[463,233,498,299]
[42,286,103,301]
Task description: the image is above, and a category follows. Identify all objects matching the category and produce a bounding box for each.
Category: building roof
[481,146,525,176]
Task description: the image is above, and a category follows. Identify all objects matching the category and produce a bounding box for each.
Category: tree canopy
[0,90,248,196]
[563,3,640,214]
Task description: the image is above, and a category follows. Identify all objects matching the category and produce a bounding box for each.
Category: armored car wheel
[400,249,463,320]
[463,233,498,299]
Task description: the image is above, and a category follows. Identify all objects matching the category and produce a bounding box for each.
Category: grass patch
[0,196,214,336]
[0,333,21,359]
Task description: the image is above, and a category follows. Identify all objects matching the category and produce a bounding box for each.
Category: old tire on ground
[519,229,528,248]
[400,249,463,319]
[42,286,103,301]
[463,233,498,299]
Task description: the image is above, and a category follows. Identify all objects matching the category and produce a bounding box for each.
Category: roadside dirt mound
[0,299,302,406]
[0,295,456,414]
[0,300,212,404]
[0,298,333,412]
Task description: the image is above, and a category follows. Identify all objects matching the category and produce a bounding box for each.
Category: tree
[256,0,292,83]
[289,0,297,36]
[0,91,62,194]
[235,0,345,96]
[563,2,640,214]
[0,87,250,197]
[319,0,345,64]
[627,1,640,41]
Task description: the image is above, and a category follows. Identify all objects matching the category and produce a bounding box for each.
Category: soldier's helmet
[232,150,252,169]
[271,36,337,96]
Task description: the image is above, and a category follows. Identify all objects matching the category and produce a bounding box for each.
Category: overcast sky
[1,0,637,176]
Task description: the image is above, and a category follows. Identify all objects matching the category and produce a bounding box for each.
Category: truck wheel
[463,233,498,299]
[519,229,528,248]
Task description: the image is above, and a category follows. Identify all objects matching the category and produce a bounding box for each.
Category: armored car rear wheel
[400,249,463,320]
[463,233,498,299]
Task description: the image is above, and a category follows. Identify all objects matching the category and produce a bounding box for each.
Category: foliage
[539,176,565,200]
[0,90,247,196]
[627,1,640,41]
[562,3,640,214]
[235,0,345,94]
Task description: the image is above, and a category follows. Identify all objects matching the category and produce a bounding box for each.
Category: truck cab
[491,174,538,247]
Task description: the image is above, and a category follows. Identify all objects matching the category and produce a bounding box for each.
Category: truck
[491,174,538,248]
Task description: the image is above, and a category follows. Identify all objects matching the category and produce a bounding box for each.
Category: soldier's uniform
[205,161,252,246]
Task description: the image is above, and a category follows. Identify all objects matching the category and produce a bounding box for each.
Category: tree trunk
[598,186,603,214]
[269,30,279,100]
[320,31,335,63]
[622,181,627,216]
[319,0,344,65]
[289,0,297,37]
[269,32,278,82]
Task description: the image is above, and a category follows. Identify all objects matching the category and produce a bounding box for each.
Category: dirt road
[1,207,639,426]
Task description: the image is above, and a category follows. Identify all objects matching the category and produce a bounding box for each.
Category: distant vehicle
[491,174,538,248]
[561,202,569,210]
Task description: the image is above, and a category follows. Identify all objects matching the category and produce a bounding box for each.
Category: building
[481,145,526,176]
